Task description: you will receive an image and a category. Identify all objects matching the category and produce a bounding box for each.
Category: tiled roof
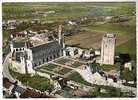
[31,41,61,54]
[13,41,25,48]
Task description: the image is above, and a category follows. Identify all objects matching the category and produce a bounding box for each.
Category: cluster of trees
[120,64,136,85]
[90,85,134,97]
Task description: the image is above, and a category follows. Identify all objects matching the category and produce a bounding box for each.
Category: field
[3,3,136,54]
[2,2,135,19]
[65,30,129,49]
[3,3,136,61]
[65,16,136,61]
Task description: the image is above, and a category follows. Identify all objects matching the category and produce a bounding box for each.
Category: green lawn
[3,30,9,41]
[68,72,91,86]
[9,69,51,92]
[100,64,117,71]
[39,63,58,71]
[57,68,72,75]
[37,69,54,76]
[116,38,136,61]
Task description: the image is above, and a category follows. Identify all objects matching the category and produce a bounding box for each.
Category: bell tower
[58,25,66,56]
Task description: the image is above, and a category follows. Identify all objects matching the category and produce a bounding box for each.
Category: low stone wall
[35,71,51,79]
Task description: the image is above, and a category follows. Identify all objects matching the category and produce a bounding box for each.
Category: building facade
[100,33,116,65]
[10,25,64,74]
[26,41,62,69]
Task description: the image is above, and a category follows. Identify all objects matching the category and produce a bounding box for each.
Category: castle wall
[11,61,26,74]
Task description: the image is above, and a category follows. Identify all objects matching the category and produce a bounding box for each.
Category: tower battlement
[105,33,115,38]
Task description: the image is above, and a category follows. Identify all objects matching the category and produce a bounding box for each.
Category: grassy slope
[68,72,92,86]
[116,38,136,60]
[10,69,51,92]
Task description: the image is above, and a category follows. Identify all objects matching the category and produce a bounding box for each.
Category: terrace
[35,57,92,86]
[54,57,84,68]
[37,63,58,71]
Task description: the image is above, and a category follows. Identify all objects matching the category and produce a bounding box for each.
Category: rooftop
[13,41,26,48]
[30,41,61,54]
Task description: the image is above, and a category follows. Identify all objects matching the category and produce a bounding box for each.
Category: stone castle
[101,33,116,65]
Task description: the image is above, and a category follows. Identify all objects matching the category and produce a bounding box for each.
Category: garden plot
[54,68,72,75]
[54,57,72,65]
[54,57,85,68]
[35,62,92,86]
[70,61,84,68]
[37,63,59,71]
[36,63,74,77]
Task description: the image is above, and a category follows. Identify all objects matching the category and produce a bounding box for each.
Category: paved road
[76,67,137,95]
[4,53,136,96]
[3,53,27,93]
[3,53,62,98]
[57,57,137,95]
[3,53,15,82]
[40,57,137,95]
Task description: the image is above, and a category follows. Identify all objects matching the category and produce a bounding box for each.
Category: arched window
[39,61,41,65]
[53,54,56,59]
[50,56,52,60]
[57,53,59,57]
[46,58,49,62]
[34,63,37,67]
[43,58,45,63]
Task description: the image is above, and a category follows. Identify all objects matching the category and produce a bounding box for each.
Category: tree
[120,69,134,83]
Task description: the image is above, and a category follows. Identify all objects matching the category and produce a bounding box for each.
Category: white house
[124,62,132,71]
